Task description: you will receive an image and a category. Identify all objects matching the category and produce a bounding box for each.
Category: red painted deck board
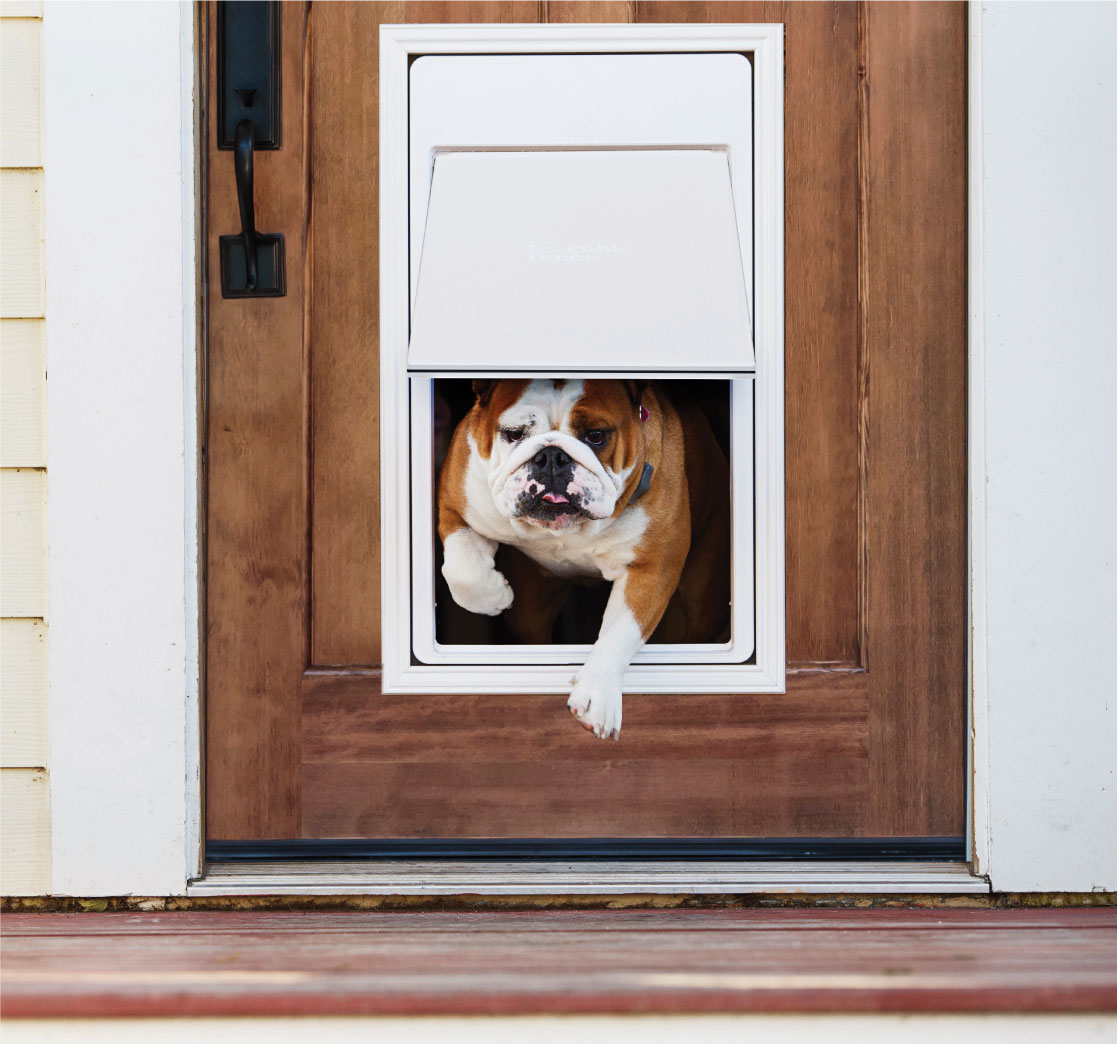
[3,909,1116,1016]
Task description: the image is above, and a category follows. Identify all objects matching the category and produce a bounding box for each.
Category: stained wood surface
[309,1,542,668]
[861,1,968,834]
[638,2,864,668]
[204,2,968,843]
[5,910,1117,1016]
[302,672,867,837]
[204,3,311,838]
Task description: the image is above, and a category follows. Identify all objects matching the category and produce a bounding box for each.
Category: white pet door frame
[379,25,785,695]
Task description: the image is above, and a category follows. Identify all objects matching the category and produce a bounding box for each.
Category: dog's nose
[533,445,572,474]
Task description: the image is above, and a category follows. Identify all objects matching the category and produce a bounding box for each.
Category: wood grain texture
[300,671,867,839]
[306,2,384,667]
[0,169,43,318]
[0,618,46,768]
[545,1,635,20]
[203,3,311,838]
[0,319,45,467]
[0,17,41,167]
[635,3,863,669]
[206,2,967,842]
[0,768,49,895]
[307,1,540,668]
[6,910,1117,1016]
[861,2,967,835]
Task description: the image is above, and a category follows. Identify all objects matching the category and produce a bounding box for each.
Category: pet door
[379,41,785,694]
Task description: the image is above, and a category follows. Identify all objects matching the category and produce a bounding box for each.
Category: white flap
[408,150,754,373]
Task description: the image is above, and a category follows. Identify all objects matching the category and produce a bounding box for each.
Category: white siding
[0,3,47,896]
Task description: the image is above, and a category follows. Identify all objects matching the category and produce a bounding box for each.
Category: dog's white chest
[516,516,646,580]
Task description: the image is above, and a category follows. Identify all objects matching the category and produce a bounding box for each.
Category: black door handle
[234,119,259,291]
[218,2,284,298]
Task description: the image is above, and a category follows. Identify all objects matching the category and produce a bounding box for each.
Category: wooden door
[204,2,967,848]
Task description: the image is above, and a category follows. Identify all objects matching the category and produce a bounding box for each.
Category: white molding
[43,0,199,896]
[180,0,203,889]
[191,860,987,897]
[966,1,990,878]
[974,1,1117,892]
[379,24,785,697]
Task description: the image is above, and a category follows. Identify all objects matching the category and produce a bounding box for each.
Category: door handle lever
[217,1,284,298]
[219,118,285,298]
[234,119,259,291]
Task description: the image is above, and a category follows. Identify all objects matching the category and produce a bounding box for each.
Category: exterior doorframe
[43,1,1115,896]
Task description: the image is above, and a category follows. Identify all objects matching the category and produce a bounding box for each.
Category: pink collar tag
[639,404,650,423]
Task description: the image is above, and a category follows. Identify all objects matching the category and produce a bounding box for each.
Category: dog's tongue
[542,492,569,504]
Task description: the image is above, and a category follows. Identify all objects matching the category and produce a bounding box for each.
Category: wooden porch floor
[3,908,1116,1017]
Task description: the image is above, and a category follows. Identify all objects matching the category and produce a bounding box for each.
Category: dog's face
[469,379,643,530]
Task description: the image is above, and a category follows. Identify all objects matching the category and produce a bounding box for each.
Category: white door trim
[43,0,202,896]
[966,3,991,879]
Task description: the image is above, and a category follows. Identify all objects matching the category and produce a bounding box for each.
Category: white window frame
[378,24,786,695]
[40,3,1117,897]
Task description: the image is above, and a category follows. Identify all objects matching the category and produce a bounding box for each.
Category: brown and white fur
[437,378,729,739]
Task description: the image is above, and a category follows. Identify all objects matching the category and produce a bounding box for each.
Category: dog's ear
[471,379,495,407]
[622,379,649,409]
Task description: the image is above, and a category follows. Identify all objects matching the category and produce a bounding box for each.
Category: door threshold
[190,860,989,896]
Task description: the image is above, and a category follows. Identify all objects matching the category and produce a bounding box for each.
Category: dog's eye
[502,428,525,444]
[583,429,610,447]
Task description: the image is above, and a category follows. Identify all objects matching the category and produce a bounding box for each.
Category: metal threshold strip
[191,860,987,896]
[193,837,987,896]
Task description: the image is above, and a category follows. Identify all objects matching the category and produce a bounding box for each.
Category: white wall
[42,0,199,895]
[978,1,1117,891]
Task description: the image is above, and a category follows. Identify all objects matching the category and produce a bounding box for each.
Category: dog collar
[629,461,654,505]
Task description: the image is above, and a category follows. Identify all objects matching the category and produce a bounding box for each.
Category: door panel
[205,1,967,844]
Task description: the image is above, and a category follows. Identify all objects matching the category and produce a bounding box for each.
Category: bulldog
[437,379,729,739]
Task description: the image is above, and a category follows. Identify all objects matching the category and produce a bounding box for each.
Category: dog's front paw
[567,669,622,740]
[445,567,514,617]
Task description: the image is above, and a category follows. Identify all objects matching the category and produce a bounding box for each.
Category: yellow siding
[1,6,46,895]
[0,769,50,894]
[0,468,45,616]
[0,169,44,318]
[1,618,46,766]
[1,318,46,466]
[0,17,41,166]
